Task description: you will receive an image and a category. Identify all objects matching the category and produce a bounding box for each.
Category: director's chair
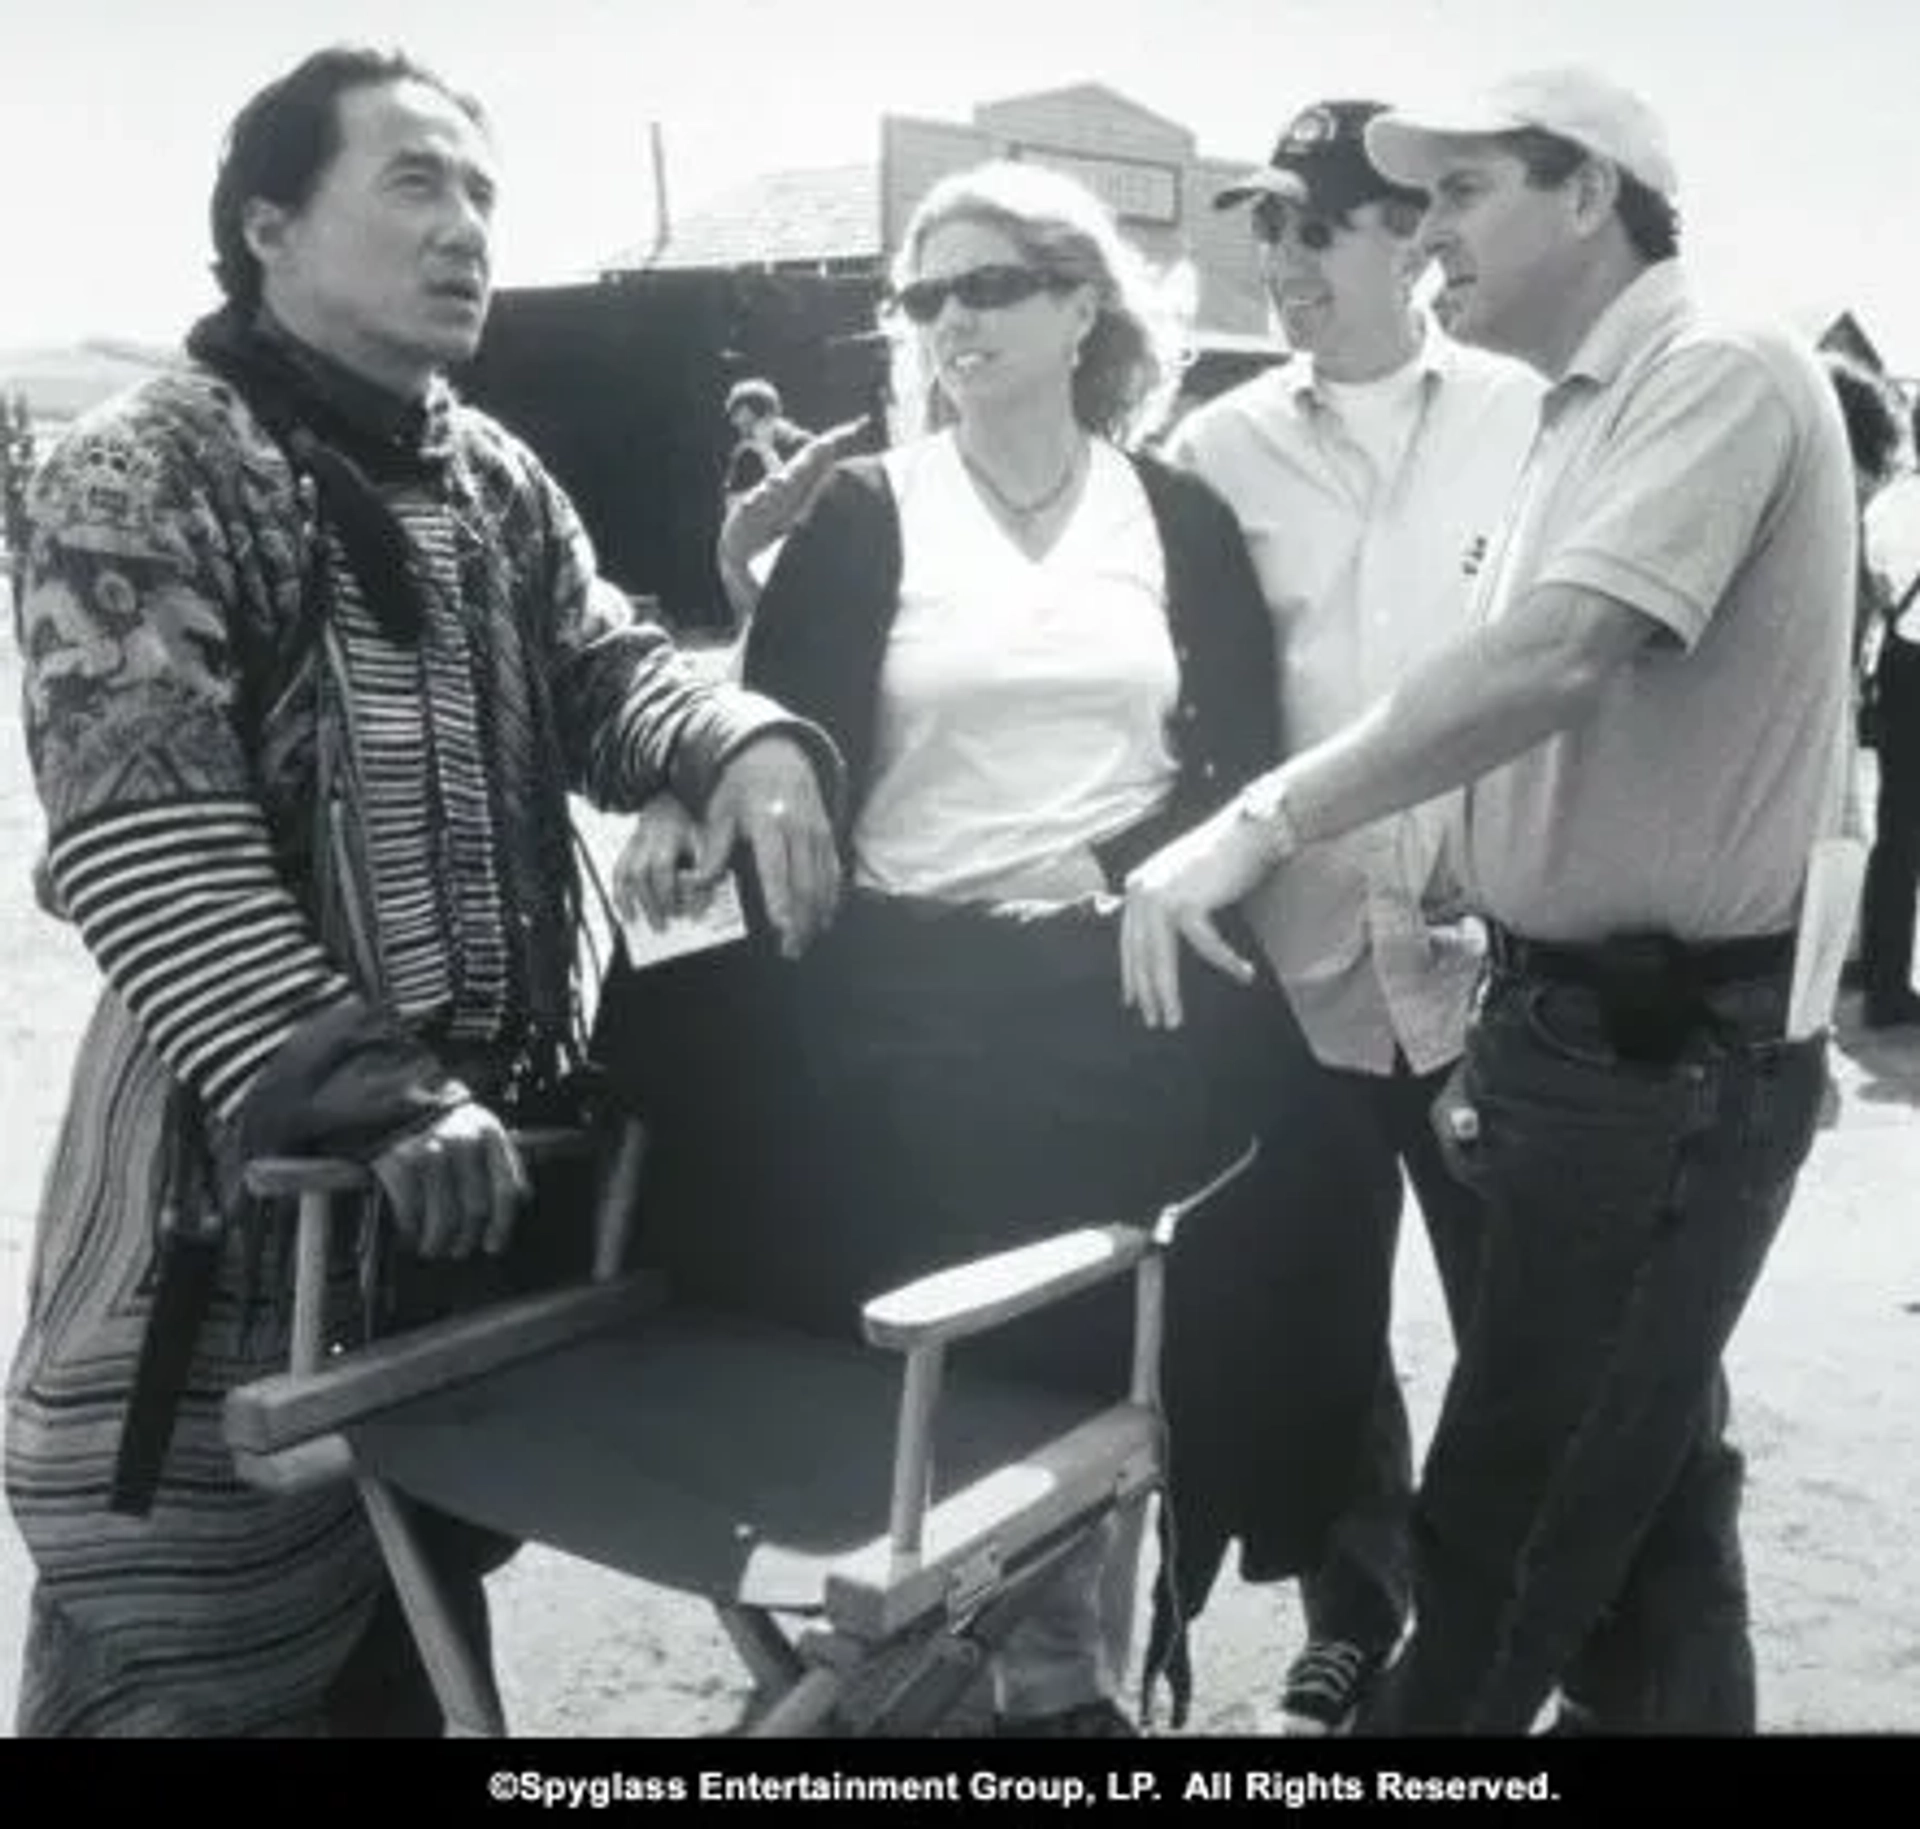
[221,1104,1255,1737]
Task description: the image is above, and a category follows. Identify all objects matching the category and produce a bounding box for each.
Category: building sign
[1015,146,1181,225]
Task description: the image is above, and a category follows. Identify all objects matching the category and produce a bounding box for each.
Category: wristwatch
[1234,772,1302,865]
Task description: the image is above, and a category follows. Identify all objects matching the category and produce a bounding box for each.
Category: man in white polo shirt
[1119,68,1854,1734]
[1162,98,1540,1734]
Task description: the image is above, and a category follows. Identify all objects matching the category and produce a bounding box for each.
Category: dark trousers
[1863,633,1920,1006]
[1297,1053,1484,1655]
[1356,966,1827,1735]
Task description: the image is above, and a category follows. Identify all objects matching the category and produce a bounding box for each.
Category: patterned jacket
[16,346,837,1203]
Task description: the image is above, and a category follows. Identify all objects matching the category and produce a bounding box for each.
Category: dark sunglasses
[889,263,1068,324]
[1250,196,1344,251]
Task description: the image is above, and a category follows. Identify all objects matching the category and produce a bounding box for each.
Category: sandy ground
[0,607,1915,1738]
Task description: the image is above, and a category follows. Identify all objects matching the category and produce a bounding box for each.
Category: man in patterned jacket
[7,43,841,1735]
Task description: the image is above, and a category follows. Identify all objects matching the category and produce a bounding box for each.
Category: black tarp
[454,268,889,633]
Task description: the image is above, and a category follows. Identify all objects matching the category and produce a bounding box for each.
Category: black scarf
[184,303,455,644]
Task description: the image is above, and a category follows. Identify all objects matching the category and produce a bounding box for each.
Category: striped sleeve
[48,798,358,1122]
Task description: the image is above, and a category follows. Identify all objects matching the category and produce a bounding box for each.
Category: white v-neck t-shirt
[853,431,1178,902]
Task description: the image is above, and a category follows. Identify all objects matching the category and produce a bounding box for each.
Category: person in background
[715,411,870,632]
[1818,350,1902,1005]
[1822,351,1904,664]
[712,376,832,634]
[1854,381,1920,1027]
[720,377,812,501]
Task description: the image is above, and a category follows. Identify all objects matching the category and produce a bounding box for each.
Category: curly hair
[883,160,1188,445]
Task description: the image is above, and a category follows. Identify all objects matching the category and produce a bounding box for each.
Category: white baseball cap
[1365,67,1679,201]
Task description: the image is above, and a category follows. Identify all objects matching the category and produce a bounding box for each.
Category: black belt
[1487,924,1797,990]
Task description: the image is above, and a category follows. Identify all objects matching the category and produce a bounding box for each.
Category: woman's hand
[611,793,709,932]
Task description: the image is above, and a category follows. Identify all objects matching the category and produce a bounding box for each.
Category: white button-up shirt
[1168,319,1542,1074]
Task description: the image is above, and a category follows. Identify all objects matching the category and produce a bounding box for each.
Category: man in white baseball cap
[1362,67,1681,363]
[1119,66,1856,1735]
[1365,66,1678,200]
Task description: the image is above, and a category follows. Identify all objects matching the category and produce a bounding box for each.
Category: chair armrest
[224,1272,667,1456]
[860,1223,1150,1353]
[241,1121,642,1379]
[863,1139,1259,1565]
[243,1123,594,1199]
[858,1136,1261,1354]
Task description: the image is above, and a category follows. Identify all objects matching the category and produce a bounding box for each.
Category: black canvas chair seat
[337,1305,1088,1612]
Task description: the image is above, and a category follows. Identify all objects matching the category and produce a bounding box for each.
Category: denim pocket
[1518,981,1617,1069]
[1733,1033,1828,1184]
[1461,978,1701,1234]
[1511,982,1698,1108]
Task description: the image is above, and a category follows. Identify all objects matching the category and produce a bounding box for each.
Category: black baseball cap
[1214,99,1429,216]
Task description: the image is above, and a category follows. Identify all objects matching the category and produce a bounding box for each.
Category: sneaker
[994,1698,1139,1738]
[1274,1639,1386,1735]
[1539,1696,1603,1736]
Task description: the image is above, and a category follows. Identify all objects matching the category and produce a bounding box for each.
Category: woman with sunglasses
[611,160,1326,1736]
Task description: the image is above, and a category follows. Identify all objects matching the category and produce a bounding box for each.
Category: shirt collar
[1549,259,1692,403]
[1288,310,1457,408]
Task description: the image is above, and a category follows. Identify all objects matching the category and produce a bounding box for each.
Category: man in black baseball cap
[1215,98,1429,221]
[1211,99,1436,366]
[1140,92,1542,1739]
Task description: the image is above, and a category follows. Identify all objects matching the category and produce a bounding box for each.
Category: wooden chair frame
[222,1118,1256,1737]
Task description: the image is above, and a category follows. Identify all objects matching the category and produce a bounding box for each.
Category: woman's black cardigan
[739,446,1283,876]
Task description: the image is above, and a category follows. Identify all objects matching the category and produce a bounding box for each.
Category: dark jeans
[1863,633,1920,1006]
[1356,964,1827,1735]
[1298,1053,1484,1656]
